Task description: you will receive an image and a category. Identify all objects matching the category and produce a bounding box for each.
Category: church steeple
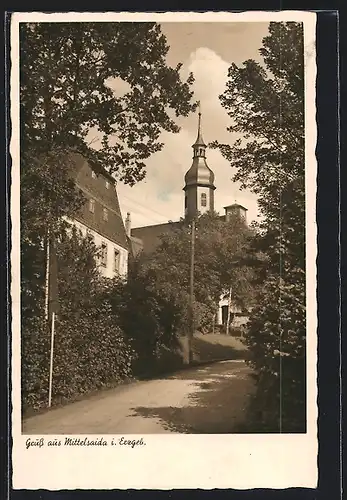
[193,105,206,153]
[183,104,216,220]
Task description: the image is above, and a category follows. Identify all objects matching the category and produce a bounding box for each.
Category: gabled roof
[69,152,129,251]
[69,151,116,184]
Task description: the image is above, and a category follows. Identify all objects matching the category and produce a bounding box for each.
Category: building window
[201,192,207,207]
[114,249,120,273]
[100,242,107,267]
[91,170,96,179]
[89,199,95,213]
[105,180,110,189]
[103,207,108,221]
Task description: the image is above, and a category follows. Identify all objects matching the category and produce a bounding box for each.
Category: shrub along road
[22,359,254,434]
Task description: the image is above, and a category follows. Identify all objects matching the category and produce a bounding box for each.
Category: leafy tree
[56,226,100,316]
[20,150,85,326]
[212,22,306,432]
[140,211,256,331]
[20,22,196,185]
[108,255,188,376]
[20,21,197,324]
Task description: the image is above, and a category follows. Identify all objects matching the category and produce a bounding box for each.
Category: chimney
[125,212,131,237]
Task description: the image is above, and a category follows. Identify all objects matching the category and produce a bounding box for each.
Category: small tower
[224,203,248,223]
[183,105,216,220]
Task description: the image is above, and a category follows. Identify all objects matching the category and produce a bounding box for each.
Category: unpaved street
[23,360,254,434]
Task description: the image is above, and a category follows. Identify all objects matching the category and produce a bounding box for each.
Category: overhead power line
[120,193,176,222]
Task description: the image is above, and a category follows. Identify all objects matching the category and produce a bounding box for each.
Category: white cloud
[181,47,231,141]
[185,47,230,107]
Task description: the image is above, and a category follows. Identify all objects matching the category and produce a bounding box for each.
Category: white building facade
[67,153,129,279]
[66,217,128,278]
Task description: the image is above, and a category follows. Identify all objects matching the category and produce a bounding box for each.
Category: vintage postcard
[11,10,317,489]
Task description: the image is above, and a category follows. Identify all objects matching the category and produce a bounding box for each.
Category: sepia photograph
[11,11,318,490]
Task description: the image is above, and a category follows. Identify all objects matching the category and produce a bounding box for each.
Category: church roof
[184,158,215,189]
[224,203,248,211]
[184,108,215,189]
[131,221,181,255]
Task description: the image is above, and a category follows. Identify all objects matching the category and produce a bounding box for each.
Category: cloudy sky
[117,22,270,228]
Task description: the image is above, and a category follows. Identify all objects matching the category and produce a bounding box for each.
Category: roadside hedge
[21,310,133,412]
[21,229,134,412]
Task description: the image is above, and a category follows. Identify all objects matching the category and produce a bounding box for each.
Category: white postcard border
[11,10,318,490]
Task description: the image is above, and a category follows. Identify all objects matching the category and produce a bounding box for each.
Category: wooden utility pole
[188,218,196,364]
[226,286,232,336]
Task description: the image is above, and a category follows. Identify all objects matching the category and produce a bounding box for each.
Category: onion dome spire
[184,103,215,189]
[193,102,206,147]
[183,102,216,220]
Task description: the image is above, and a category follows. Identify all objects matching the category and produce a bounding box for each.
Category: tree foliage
[20,22,196,185]
[140,211,256,330]
[22,228,134,411]
[20,151,86,328]
[20,21,197,345]
[107,254,188,376]
[213,22,306,432]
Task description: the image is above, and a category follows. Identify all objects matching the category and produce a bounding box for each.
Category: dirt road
[23,360,254,434]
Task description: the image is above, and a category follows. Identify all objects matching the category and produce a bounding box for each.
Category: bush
[21,229,134,412]
[194,301,215,334]
[106,256,194,377]
[22,307,133,411]
[21,318,51,411]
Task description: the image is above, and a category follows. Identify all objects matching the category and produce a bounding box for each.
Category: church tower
[183,107,216,220]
